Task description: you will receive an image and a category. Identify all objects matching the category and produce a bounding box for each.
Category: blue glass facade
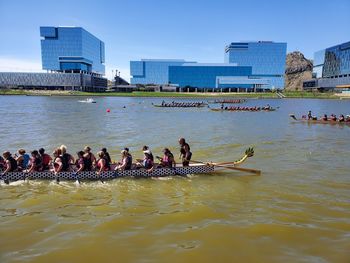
[322,41,350,78]
[169,64,252,88]
[310,42,350,80]
[304,41,350,91]
[130,41,287,90]
[225,41,287,88]
[40,27,105,74]
[130,59,194,84]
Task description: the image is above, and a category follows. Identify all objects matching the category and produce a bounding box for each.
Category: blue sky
[0,0,349,80]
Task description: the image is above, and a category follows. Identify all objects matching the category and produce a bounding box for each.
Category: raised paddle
[190,160,261,176]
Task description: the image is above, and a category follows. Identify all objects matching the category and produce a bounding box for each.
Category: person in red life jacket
[179,138,192,166]
[101,148,112,164]
[2,151,18,174]
[115,149,132,171]
[75,151,86,173]
[322,114,328,121]
[83,146,96,171]
[96,151,111,175]
[27,150,43,173]
[158,148,176,168]
[339,114,345,122]
[39,148,52,171]
[330,114,337,121]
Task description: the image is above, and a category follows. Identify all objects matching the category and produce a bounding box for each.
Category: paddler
[15,149,30,171]
[1,151,18,174]
[142,145,154,161]
[27,150,43,173]
[115,149,132,171]
[101,148,112,164]
[96,151,111,175]
[39,148,52,171]
[307,111,312,120]
[83,146,96,171]
[178,138,192,166]
[157,148,176,168]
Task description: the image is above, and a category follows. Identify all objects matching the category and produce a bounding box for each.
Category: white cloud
[0,57,44,72]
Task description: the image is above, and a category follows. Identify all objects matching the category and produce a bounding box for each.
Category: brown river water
[0,96,349,262]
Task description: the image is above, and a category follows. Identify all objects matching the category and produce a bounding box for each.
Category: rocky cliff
[285,51,313,91]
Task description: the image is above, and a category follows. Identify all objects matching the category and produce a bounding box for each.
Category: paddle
[212,163,261,175]
[55,172,60,184]
[212,161,237,166]
[96,172,105,184]
[190,160,261,175]
[73,172,80,184]
[0,172,10,184]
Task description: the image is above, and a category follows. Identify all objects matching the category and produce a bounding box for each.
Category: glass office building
[169,64,252,88]
[304,41,350,91]
[312,49,326,78]
[130,41,287,90]
[40,26,105,75]
[130,59,195,85]
[225,41,287,89]
[0,27,107,91]
[0,72,107,91]
[322,41,350,78]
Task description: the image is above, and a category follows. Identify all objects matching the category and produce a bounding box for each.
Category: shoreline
[0,89,342,99]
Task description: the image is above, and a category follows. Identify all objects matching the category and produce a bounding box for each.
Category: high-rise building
[130,59,195,85]
[303,41,350,91]
[130,41,287,91]
[40,26,105,75]
[225,41,287,89]
[0,26,107,91]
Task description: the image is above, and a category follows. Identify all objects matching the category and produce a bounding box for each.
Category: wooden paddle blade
[215,164,261,175]
[225,166,261,175]
[214,161,237,166]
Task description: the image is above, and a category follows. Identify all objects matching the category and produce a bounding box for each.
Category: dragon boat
[211,107,276,112]
[0,149,257,183]
[153,102,207,108]
[210,99,246,104]
[289,114,350,126]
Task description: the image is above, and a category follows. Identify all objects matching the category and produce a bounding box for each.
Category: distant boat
[78,98,96,103]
